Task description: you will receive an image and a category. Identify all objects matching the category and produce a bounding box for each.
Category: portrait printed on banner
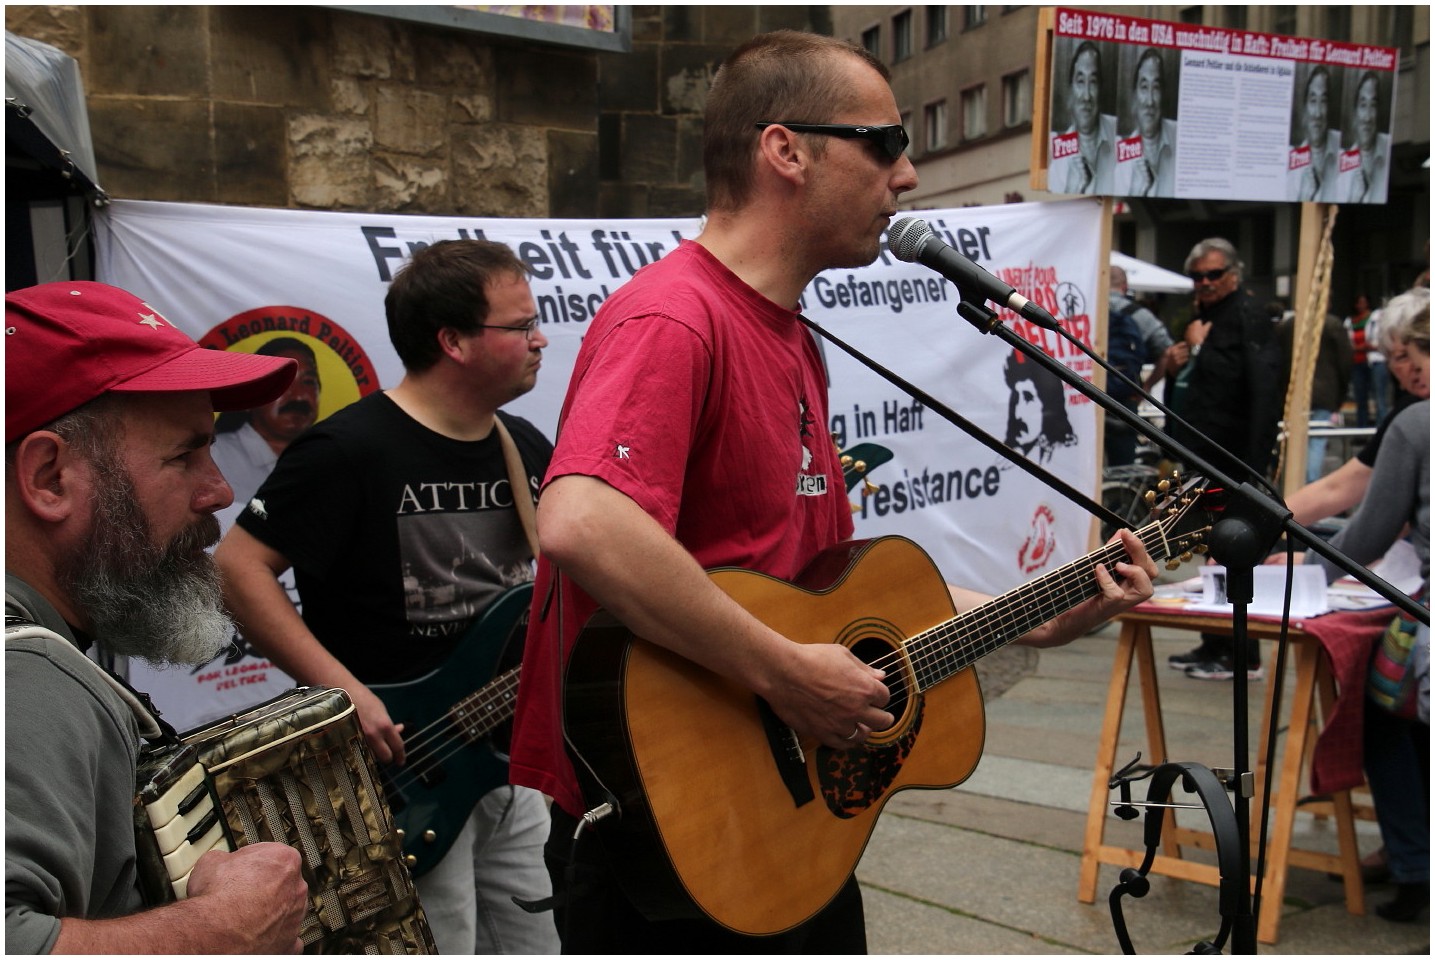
[1114,46,1179,199]
[1049,36,1117,196]
[1337,67,1393,205]
[1287,63,1342,202]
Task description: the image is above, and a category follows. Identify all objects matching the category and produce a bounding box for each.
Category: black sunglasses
[755,122,910,162]
[1188,266,1230,283]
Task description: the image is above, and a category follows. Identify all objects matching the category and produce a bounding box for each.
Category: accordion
[134,686,435,954]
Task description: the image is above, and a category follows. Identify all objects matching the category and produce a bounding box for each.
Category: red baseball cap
[5,281,298,442]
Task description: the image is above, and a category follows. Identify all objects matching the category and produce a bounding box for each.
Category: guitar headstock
[837,442,894,513]
[1142,473,1214,570]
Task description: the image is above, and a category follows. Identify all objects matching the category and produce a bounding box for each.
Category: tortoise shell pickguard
[816,695,924,818]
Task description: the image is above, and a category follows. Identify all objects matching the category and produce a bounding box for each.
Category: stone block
[209,7,328,108]
[659,45,725,116]
[413,31,492,88]
[547,130,600,218]
[214,102,287,206]
[675,116,706,188]
[452,91,495,125]
[330,9,411,82]
[647,184,705,219]
[88,98,213,201]
[598,45,659,113]
[5,6,85,59]
[619,113,677,184]
[372,152,448,212]
[288,114,373,209]
[631,7,664,44]
[330,78,370,115]
[374,86,447,154]
[599,181,649,219]
[496,48,598,130]
[662,6,696,44]
[87,5,207,97]
[700,7,760,46]
[760,7,824,34]
[452,125,548,218]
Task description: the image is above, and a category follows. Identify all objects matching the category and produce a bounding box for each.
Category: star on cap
[137,312,164,330]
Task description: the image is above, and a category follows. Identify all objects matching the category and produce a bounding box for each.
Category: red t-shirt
[509,241,854,815]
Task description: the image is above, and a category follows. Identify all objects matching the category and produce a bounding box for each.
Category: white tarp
[94,198,1110,728]
[1111,250,1193,294]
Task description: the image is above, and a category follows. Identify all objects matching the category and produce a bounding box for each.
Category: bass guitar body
[373,582,532,878]
[563,536,985,935]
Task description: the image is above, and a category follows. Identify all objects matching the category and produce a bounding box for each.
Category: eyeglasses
[754,122,910,162]
[1187,266,1231,283]
[476,317,542,341]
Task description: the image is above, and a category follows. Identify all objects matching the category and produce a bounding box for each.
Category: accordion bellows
[135,686,435,954]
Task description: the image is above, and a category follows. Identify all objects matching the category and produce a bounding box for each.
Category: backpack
[1107,299,1145,402]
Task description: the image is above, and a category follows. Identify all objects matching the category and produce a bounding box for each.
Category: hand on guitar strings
[350,683,408,765]
[1014,528,1158,648]
[761,640,893,751]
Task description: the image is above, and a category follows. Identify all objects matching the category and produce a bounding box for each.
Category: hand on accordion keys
[188,843,308,954]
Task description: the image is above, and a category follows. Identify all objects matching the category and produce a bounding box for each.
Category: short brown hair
[385,240,529,372]
[703,30,887,213]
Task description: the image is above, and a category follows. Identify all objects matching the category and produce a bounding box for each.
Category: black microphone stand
[948,289,1427,955]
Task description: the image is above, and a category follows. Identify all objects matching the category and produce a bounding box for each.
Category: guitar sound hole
[847,636,910,732]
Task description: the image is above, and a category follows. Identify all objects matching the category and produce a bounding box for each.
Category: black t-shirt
[236,393,552,683]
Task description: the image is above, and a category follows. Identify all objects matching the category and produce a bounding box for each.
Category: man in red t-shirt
[509,29,1157,954]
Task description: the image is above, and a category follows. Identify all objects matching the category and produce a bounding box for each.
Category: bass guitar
[563,477,1209,934]
[372,582,532,877]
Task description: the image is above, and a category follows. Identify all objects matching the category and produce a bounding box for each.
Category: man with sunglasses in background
[1162,238,1284,681]
[216,240,561,954]
[510,30,1157,953]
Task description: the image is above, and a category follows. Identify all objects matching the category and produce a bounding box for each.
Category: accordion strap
[5,615,179,745]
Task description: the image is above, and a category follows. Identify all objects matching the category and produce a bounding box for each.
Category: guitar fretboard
[905,514,1187,692]
[449,666,521,741]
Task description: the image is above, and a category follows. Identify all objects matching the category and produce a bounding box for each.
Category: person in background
[1276,302,1352,483]
[5,281,307,954]
[1345,293,1377,428]
[216,241,560,954]
[1104,264,1172,465]
[1163,238,1283,681]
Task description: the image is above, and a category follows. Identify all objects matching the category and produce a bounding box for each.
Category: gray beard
[59,454,234,668]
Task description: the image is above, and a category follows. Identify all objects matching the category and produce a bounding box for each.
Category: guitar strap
[494,416,541,560]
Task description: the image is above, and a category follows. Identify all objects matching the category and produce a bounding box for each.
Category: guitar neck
[449,666,521,742]
[907,519,1171,691]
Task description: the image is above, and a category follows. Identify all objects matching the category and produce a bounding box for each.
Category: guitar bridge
[755,697,814,808]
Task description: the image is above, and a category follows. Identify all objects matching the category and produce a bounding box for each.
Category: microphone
[887,218,1061,331]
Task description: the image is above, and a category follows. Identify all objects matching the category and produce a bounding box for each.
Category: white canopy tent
[1111,250,1192,295]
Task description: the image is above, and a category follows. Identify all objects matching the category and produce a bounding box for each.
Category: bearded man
[5,281,308,954]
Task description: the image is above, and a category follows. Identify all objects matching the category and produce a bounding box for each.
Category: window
[965,6,987,30]
[1271,8,1297,37]
[924,100,948,152]
[1179,7,1203,26]
[961,85,987,141]
[1002,70,1031,128]
[1323,8,1350,41]
[926,7,948,47]
[893,10,913,62]
[1224,7,1246,31]
[861,25,881,60]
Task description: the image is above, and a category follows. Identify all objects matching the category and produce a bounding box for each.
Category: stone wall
[6,5,828,219]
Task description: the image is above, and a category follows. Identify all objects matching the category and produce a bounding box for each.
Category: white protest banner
[94,197,1107,729]
[1046,7,1398,203]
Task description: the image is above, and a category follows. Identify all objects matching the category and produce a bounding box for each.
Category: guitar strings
[856,513,1190,689]
[383,670,521,793]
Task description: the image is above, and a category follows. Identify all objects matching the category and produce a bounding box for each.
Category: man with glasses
[1162,238,1283,682]
[510,29,1156,953]
[216,240,561,954]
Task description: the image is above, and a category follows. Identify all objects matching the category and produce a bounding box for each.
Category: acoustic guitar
[562,477,1209,934]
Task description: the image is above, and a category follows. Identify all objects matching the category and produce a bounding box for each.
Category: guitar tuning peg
[1180,551,1193,562]
[1195,544,1208,554]
[1157,479,1171,492]
[853,460,867,473]
[1144,490,1157,504]
[850,502,861,514]
[1165,559,1182,571]
[840,455,854,469]
[863,480,879,496]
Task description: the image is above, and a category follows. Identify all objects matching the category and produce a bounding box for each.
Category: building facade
[831,5,1430,314]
